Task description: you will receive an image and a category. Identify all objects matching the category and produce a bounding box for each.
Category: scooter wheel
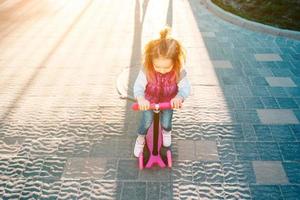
[138,153,144,170]
[166,150,172,168]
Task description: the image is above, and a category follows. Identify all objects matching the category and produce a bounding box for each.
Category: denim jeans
[137,109,173,135]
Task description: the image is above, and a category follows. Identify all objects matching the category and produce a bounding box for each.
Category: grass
[211,0,300,31]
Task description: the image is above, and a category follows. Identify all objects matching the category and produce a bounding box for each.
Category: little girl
[133,26,191,157]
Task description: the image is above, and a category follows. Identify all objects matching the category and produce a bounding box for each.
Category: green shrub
[212,0,300,31]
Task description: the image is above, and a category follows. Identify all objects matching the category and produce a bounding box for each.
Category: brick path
[0,0,300,199]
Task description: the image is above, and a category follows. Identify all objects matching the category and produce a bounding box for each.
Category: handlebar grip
[132,103,140,111]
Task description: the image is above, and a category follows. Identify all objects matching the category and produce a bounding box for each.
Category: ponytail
[159,26,171,40]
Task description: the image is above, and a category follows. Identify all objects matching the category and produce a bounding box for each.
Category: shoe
[162,130,171,147]
[134,136,145,157]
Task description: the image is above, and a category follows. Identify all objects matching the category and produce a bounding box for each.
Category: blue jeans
[137,110,173,135]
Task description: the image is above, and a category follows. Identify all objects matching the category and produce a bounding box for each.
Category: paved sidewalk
[0,0,300,199]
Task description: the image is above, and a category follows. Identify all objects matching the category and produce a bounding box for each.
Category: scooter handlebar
[132,102,173,111]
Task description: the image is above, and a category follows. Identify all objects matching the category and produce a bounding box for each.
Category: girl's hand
[171,96,183,109]
[137,97,150,110]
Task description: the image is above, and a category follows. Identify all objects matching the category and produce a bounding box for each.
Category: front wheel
[166,150,172,168]
[139,153,144,170]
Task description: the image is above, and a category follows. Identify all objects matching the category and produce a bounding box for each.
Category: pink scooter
[132,102,173,170]
[116,69,172,169]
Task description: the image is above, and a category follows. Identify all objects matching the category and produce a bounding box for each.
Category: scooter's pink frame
[132,102,173,168]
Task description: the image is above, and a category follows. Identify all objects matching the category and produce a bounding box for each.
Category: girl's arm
[133,70,147,99]
[176,69,191,100]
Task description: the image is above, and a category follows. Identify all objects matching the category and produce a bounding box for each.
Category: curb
[202,0,300,41]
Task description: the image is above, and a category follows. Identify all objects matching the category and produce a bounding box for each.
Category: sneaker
[162,130,171,147]
[134,136,145,157]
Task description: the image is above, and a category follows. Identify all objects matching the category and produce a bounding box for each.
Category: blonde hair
[142,26,186,82]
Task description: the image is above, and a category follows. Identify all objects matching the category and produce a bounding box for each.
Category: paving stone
[20,178,43,199]
[77,180,92,199]
[276,98,299,109]
[242,97,264,109]
[235,142,260,160]
[235,110,261,123]
[0,140,22,157]
[253,125,273,141]
[269,125,296,141]
[198,183,224,199]
[249,86,271,97]
[121,182,146,200]
[117,159,139,180]
[212,60,233,68]
[173,181,199,199]
[90,180,122,199]
[249,76,269,86]
[260,97,279,108]
[265,77,297,87]
[203,161,224,183]
[62,158,108,179]
[146,182,161,199]
[282,162,300,184]
[138,168,171,181]
[293,110,300,122]
[290,124,300,140]
[176,140,196,160]
[285,88,300,97]
[57,180,80,199]
[257,109,299,124]
[217,124,244,140]
[40,157,67,178]
[279,142,300,161]
[256,142,282,160]
[56,139,92,157]
[255,54,283,61]
[222,76,246,85]
[294,98,300,108]
[90,139,132,158]
[280,185,300,199]
[267,87,288,97]
[250,185,283,200]
[252,161,288,184]
[192,161,206,182]
[223,183,251,199]
[201,32,216,37]
[2,178,27,199]
[226,161,256,183]
[4,157,28,177]
[242,124,256,141]
[0,179,7,196]
[217,141,237,161]
[171,161,193,182]
[270,66,293,76]
[195,140,219,161]
[23,157,44,177]
[40,179,62,199]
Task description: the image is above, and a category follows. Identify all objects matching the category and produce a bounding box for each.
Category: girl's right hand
[137,97,150,110]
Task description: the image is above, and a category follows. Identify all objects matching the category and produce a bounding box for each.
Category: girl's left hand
[170,96,183,109]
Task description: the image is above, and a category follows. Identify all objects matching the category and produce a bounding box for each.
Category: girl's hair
[142,26,186,82]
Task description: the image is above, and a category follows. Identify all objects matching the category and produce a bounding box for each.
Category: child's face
[153,57,173,74]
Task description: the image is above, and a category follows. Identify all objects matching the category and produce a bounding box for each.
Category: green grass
[211,0,300,31]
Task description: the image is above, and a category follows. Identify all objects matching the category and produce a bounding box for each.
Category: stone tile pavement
[0,0,300,199]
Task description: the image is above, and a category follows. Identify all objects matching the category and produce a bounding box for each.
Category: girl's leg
[134,110,154,157]
[137,110,154,135]
[160,109,173,131]
[160,109,173,147]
